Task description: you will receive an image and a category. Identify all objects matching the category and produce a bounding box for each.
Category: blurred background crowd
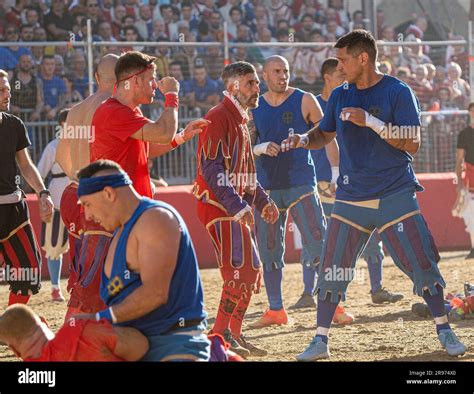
[0,0,471,180]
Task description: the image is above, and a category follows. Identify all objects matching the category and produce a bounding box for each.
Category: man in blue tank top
[74,160,210,361]
[281,30,465,360]
[249,55,352,327]
[315,57,404,306]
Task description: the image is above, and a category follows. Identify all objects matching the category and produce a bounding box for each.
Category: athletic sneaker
[371,287,404,304]
[464,282,474,297]
[249,308,289,328]
[222,329,250,358]
[332,305,354,325]
[235,334,268,357]
[51,288,65,302]
[296,336,330,361]
[438,329,466,357]
[289,293,316,310]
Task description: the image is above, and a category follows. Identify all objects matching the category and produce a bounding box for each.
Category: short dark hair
[229,6,242,16]
[276,28,289,38]
[468,102,474,111]
[334,29,377,63]
[321,57,339,77]
[310,28,323,37]
[123,26,140,36]
[221,61,256,89]
[169,61,182,69]
[77,160,124,179]
[396,66,411,78]
[57,108,69,124]
[171,5,180,17]
[114,51,156,81]
[41,54,55,63]
[20,24,33,32]
[25,7,38,15]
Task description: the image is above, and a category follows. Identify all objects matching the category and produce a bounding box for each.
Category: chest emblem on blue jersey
[368,105,381,117]
[282,111,293,124]
[108,276,124,297]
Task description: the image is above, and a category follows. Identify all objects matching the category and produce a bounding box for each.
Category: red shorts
[0,200,42,295]
[206,218,262,297]
[60,183,111,313]
[60,183,81,292]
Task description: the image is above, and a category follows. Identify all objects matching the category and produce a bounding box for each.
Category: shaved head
[263,56,290,93]
[97,54,119,86]
[263,55,289,72]
[0,304,38,344]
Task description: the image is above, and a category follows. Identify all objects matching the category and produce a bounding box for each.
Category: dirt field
[1,251,473,362]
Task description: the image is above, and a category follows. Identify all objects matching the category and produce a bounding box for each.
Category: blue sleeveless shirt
[252,88,316,190]
[311,95,332,182]
[100,198,207,336]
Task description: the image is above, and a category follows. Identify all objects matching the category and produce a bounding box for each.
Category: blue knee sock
[47,258,62,287]
[367,255,382,293]
[263,268,283,311]
[303,265,317,295]
[422,284,450,334]
[315,294,340,344]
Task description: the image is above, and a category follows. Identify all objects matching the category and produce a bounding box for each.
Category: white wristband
[233,205,251,221]
[109,307,118,324]
[331,166,339,184]
[365,111,385,134]
[253,142,271,156]
[299,135,309,147]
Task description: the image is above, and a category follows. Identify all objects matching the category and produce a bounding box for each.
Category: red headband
[113,63,154,94]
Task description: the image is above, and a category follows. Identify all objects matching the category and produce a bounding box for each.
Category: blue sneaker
[438,329,466,357]
[295,336,330,361]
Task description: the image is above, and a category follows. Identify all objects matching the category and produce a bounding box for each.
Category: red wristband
[165,93,179,108]
[171,131,184,149]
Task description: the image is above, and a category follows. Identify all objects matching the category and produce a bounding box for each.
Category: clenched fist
[158,77,180,95]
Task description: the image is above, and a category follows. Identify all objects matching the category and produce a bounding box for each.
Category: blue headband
[78,173,133,198]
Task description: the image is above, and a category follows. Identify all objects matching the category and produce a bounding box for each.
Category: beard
[0,100,10,112]
[235,91,259,109]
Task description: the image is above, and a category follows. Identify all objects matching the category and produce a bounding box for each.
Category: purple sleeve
[245,181,271,213]
[201,150,248,216]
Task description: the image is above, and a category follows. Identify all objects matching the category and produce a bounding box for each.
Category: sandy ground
[1,251,473,362]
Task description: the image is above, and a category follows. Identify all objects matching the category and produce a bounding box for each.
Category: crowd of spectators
[0,0,470,122]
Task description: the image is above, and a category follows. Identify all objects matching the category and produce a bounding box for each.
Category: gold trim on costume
[378,210,420,233]
[193,184,228,214]
[276,190,318,213]
[83,230,113,238]
[330,214,372,234]
[0,220,30,242]
[335,198,380,209]
[317,181,335,204]
[160,354,200,362]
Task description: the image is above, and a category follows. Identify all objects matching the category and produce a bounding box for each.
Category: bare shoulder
[69,92,110,122]
[302,91,319,106]
[134,206,180,238]
[302,92,322,123]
